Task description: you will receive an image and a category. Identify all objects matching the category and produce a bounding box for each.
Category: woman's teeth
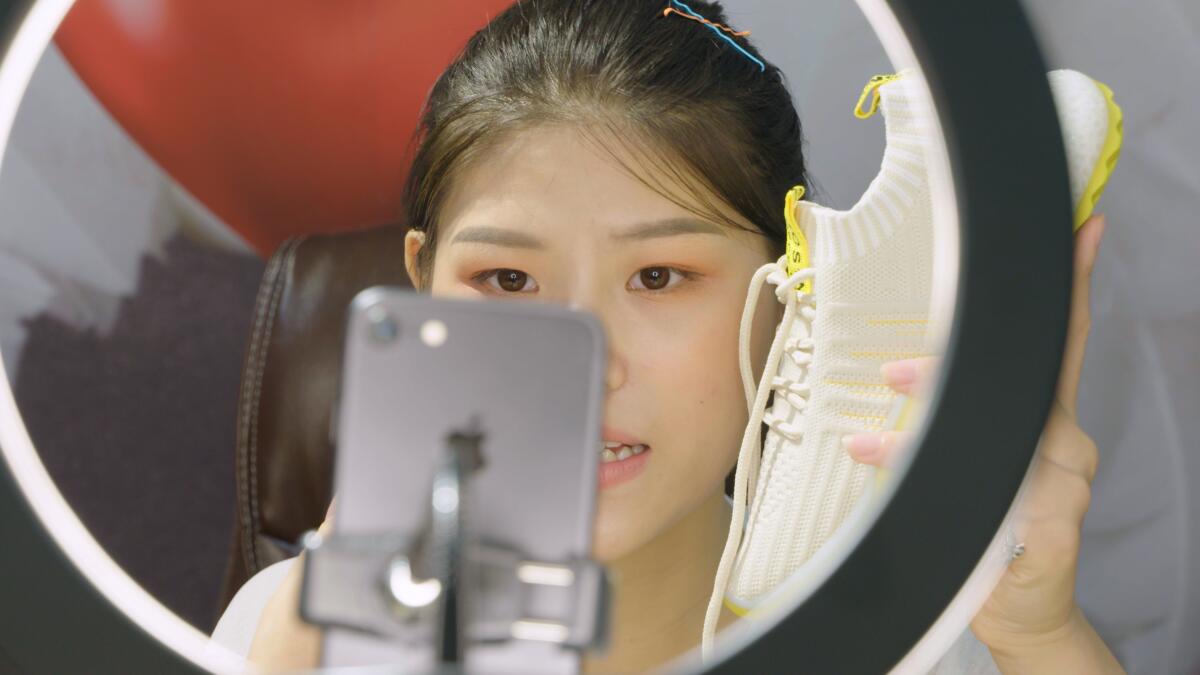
[600,443,648,463]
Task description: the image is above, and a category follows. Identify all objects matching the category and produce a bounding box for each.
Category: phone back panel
[323,288,606,672]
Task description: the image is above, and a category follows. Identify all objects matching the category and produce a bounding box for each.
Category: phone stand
[298,425,610,666]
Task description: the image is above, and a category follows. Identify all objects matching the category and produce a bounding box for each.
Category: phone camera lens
[366,304,399,343]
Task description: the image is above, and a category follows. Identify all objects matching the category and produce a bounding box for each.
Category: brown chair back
[218,225,411,614]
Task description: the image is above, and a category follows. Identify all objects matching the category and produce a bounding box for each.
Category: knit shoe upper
[728,73,936,609]
[701,69,1123,655]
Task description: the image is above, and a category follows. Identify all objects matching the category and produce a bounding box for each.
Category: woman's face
[404,125,781,561]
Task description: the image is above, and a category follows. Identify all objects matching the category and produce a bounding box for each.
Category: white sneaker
[702,69,1123,653]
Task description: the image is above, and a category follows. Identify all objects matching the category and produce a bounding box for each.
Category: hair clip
[661,0,765,72]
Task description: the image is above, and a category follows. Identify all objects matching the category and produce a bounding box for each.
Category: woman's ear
[404,229,427,290]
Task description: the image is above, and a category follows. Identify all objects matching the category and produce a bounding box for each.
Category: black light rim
[0,0,1073,672]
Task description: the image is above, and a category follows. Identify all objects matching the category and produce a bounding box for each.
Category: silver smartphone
[310,288,607,673]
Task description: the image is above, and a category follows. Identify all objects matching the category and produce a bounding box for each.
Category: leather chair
[218,225,411,614]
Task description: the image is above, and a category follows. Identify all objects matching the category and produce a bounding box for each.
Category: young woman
[216,1,1124,672]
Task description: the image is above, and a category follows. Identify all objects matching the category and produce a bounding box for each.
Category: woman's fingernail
[881,360,918,387]
[842,434,880,463]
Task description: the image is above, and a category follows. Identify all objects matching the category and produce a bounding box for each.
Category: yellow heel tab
[854,73,903,119]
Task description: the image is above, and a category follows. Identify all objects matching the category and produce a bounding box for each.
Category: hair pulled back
[404,0,809,279]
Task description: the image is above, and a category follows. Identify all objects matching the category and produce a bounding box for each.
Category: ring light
[0,0,1072,672]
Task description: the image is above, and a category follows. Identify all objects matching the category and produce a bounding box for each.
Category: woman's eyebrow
[450,227,545,249]
[611,217,728,241]
[449,218,726,248]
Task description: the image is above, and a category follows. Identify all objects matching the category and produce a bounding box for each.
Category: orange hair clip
[661,6,750,37]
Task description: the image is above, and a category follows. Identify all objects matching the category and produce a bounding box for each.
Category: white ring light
[0,2,252,671]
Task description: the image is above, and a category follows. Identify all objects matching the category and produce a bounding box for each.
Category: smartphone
[310,288,607,673]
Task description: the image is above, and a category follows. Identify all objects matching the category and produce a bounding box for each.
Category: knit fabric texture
[727,75,937,606]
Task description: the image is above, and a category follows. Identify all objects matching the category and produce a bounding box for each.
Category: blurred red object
[55,0,513,256]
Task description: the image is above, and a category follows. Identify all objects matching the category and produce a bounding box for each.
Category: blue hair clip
[663,0,765,72]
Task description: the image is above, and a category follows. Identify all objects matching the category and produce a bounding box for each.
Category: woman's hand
[245,501,334,672]
[842,215,1125,673]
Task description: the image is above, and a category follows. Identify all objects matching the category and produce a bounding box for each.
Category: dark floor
[13,233,263,632]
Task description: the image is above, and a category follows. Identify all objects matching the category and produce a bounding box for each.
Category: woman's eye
[476,269,539,294]
[628,266,691,292]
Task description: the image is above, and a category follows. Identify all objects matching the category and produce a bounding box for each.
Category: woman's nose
[605,343,627,392]
[563,291,626,393]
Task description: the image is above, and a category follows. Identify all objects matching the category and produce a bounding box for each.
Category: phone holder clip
[299,426,609,662]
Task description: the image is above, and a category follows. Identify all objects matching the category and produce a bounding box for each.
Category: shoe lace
[701,254,816,658]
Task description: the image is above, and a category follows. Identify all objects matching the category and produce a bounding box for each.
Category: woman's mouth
[598,441,650,489]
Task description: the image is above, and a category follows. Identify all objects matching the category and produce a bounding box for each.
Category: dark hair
[403,0,809,283]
